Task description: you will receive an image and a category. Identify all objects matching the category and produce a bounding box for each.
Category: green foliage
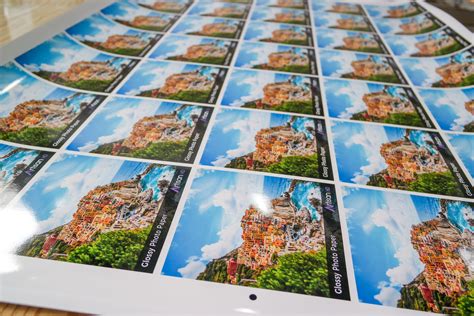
[431,42,463,57]
[191,32,235,39]
[65,79,113,92]
[0,126,63,147]
[169,55,226,65]
[367,172,389,188]
[267,19,306,25]
[66,226,151,270]
[408,172,463,197]
[383,112,423,127]
[91,142,116,155]
[463,121,474,132]
[266,154,319,178]
[197,258,229,283]
[130,140,188,161]
[256,251,330,297]
[140,89,211,103]
[226,156,248,169]
[104,47,144,56]
[262,39,309,46]
[254,64,311,74]
[456,281,474,315]
[272,101,314,115]
[366,74,401,84]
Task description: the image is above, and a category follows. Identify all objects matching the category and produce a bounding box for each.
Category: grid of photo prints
[1,0,473,313]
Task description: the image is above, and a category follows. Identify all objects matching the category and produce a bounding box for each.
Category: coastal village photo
[68,97,211,163]
[365,2,425,19]
[16,154,187,273]
[15,34,138,93]
[324,78,433,128]
[317,29,387,54]
[136,0,192,14]
[118,60,227,104]
[344,188,473,314]
[188,2,250,19]
[314,13,373,32]
[173,16,244,39]
[101,0,179,32]
[150,34,237,66]
[251,7,310,26]
[163,170,349,299]
[222,69,322,116]
[201,109,332,180]
[312,2,364,15]
[374,13,443,35]
[332,121,471,198]
[244,22,312,46]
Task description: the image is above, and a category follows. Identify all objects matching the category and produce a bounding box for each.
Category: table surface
[0,2,87,312]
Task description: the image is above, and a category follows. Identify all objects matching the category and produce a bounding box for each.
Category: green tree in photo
[408,172,463,197]
[456,281,474,315]
[266,154,319,178]
[256,250,330,297]
[66,226,151,270]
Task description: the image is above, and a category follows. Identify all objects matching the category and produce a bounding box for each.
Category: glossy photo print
[188,2,250,19]
[15,154,190,273]
[331,120,473,198]
[149,34,238,66]
[251,7,310,25]
[311,1,364,15]
[418,87,474,132]
[222,69,323,116]
[400,47,474,88]
[324,78,434,129]
[201,108,333,180]
[235,41,317,75]
[373,12,444,35]
[172,16,245,39]
[343,187,473,313]
[383,27,470,57]
[244,21,313,46]
[101,0,179,32]
[313,13,374,32]
[66,13,162,57]
[0,62,105,148]
[447,133,474,180]
[0,142,53,206]
[15,33,138,93]
[135,0,192,14]
[68,97,212,163]
[117,60,227,104]
[320,50,407,84]
[257,0,308,10]
[316,29,388,54]
[365,2,425,19]
[162,169,349,300]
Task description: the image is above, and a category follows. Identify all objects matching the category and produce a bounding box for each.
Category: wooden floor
[0,303,85,315]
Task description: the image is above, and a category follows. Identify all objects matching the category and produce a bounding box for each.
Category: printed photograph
[162,169,349,300]
[201,108,333,180]
[320,50,406,84]
[418,87,474,132]
[251,7,310,25]
[331,120,472,197]
[135,0,192,14]
[188,2,250,19]
[400,47,474,88]
[68,97,212,163]
[16,153,190,273]
[244,21,313,46]
[312,2,364,15]
[447,133,474,180]
[117,60,227,104]
[324,78,434,128]
[235,41,317,74]
[0,63,104,148]
[221,69,323,116]
[313,13,374,32]
[66,13,161,57]
[101,0,179,32]
[257,0,307,10]
[172,16,245,39]
[343,187,473,314]
[0,142,52,205]
[365,2,425,19]
[15,33,138,93]
[317,29,388,54]
[149,34,237,66]
[384,28,469,57]
[374,12,443,35]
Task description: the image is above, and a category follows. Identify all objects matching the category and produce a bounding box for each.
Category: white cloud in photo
[211,111,271,166]
[319,30,346,48]
[178,173,265,278]
[239,44,276,68]
[387,36,418,56]
[403,58,441,87]
[346,124,388,184]
[125,62,185,96]
[336,81,370,119]
[35,157,124,234]
[367,193,424,306]
[159,37,201,58]
[431,90,473,131]
[230,71,274,106]
[77,16,129,42]
[323,51,354,77]
[78,101,158,152]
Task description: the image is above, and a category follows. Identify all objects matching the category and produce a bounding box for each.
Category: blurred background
[427,0,474,31]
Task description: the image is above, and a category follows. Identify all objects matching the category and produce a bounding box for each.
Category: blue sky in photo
[117,60,218,96]
[320,50,390,78]
[101,0,175,22]
[365,3,420,18]
[317,29,375,49]
[313,13,366,28]
[67,13,153,43]
[15,33,131,74]
[235,41,308,68]
[251,7,306,22]
[418,87,474,131]
[68,97,199,152]
[150,35,230,60]
[188,2,246,17]
[0,143,38,191]
[385,29,452,56]
[173,16,240,35]
[447,133,474,178]
[162,169,321,279]
[244,21,306,41]
[373,13,433,34]
[312,2,361,12]
[221,69,310,107]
